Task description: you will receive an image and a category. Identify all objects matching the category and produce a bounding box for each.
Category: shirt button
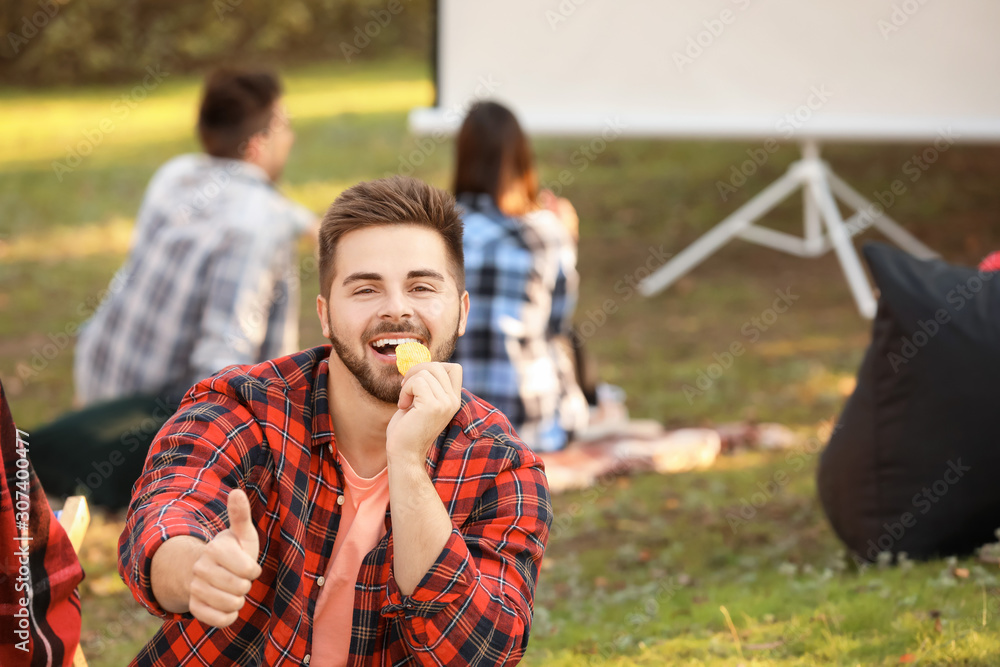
[303,655,311,665]
[317,576,325,587]
[337,495,345,506]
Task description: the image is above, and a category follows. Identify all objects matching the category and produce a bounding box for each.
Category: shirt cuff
[129,514,213,619]
[382,529,477,618]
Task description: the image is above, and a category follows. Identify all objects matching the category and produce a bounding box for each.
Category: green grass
[2,59,1000,665]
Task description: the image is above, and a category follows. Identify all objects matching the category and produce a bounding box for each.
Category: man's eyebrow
[342,272,382,285]
[408,269,446,281]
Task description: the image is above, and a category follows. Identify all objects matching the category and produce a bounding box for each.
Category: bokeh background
[3,1,1000,664]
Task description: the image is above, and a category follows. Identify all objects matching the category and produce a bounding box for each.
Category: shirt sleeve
[117,382,265,619]
[0,380,84,667]
[381,452,552,666]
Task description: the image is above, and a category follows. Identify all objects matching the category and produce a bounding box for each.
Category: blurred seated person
[32,67,316,509]
[0,380,85,665]
[450,101,589,452]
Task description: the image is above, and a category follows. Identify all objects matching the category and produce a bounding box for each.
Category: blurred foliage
[0,0,433,86]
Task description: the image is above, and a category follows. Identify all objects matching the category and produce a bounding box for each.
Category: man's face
[317,224,469,404]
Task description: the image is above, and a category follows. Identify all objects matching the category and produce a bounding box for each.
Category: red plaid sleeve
[382,452,551,665]
[117,380,268,619]
[0,380,84,667]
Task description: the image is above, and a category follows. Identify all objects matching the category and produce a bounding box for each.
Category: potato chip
[395,341,431,375]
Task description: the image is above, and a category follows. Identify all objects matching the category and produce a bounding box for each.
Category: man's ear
[241,131,268,164]
[316,294,331,338]
[457,290,470,337]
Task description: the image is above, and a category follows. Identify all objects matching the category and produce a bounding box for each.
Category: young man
[33,67,315,509]
[118,177,552,666]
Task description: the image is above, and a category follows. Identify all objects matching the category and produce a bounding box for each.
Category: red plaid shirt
[1,380,84,667]
[118,345,551,666]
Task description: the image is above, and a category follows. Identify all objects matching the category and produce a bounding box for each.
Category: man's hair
[319,176,465,296]
[197,67,283,159]
[452,101,538,217]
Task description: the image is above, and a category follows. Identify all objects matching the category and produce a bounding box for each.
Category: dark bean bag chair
[818,242,1000,561]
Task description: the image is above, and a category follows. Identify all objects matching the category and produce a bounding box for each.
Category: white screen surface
[411,0,1000,142]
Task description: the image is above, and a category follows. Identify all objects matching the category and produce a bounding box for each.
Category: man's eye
[412,285,434,292]
[354,288,376,295]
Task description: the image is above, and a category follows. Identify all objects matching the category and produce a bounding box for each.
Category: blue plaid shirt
[74,154,313,405]
[452,194,588,452]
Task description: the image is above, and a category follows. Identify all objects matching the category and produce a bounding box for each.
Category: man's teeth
[372,337,421,348]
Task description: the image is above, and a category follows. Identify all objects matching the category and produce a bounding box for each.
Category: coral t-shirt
[311,451,390,667]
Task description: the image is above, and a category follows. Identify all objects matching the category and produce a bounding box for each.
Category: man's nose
[378,288,414,319]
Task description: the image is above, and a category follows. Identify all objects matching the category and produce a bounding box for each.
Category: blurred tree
[0,0,432,86]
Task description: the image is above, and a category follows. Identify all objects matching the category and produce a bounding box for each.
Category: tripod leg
[639,166,804,296]
[825,169,938,259]
[809,175,878,318]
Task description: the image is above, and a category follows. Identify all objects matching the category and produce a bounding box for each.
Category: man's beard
[326,316,460,404]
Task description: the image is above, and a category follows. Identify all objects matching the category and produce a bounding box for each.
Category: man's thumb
[226,489,259,558]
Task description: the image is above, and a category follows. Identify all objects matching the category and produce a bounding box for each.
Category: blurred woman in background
[451,101,590,452]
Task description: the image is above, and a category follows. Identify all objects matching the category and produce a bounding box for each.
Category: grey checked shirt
[74,154,314,406]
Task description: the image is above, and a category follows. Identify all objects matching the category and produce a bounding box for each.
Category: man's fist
[188,489,262,628]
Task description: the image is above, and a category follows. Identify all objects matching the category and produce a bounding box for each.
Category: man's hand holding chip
[386,343,462,465]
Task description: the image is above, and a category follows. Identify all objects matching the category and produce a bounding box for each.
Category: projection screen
[410,0,1000,142]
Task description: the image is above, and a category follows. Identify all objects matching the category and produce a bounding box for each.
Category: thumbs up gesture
[188,489,263,628]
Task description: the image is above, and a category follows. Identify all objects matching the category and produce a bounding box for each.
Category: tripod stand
[638,139,938,318]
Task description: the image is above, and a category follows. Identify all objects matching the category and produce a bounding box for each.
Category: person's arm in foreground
[150,490,261,626]
[118,384,265,626]
[386,362,552,665]
[0,380,84,666]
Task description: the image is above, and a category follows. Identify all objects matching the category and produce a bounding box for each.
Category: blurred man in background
[33,67,316,509]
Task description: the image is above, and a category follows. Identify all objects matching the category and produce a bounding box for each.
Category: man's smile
[369,335,426,362]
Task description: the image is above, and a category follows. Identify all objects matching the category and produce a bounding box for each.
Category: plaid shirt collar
[308,356,336,451]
